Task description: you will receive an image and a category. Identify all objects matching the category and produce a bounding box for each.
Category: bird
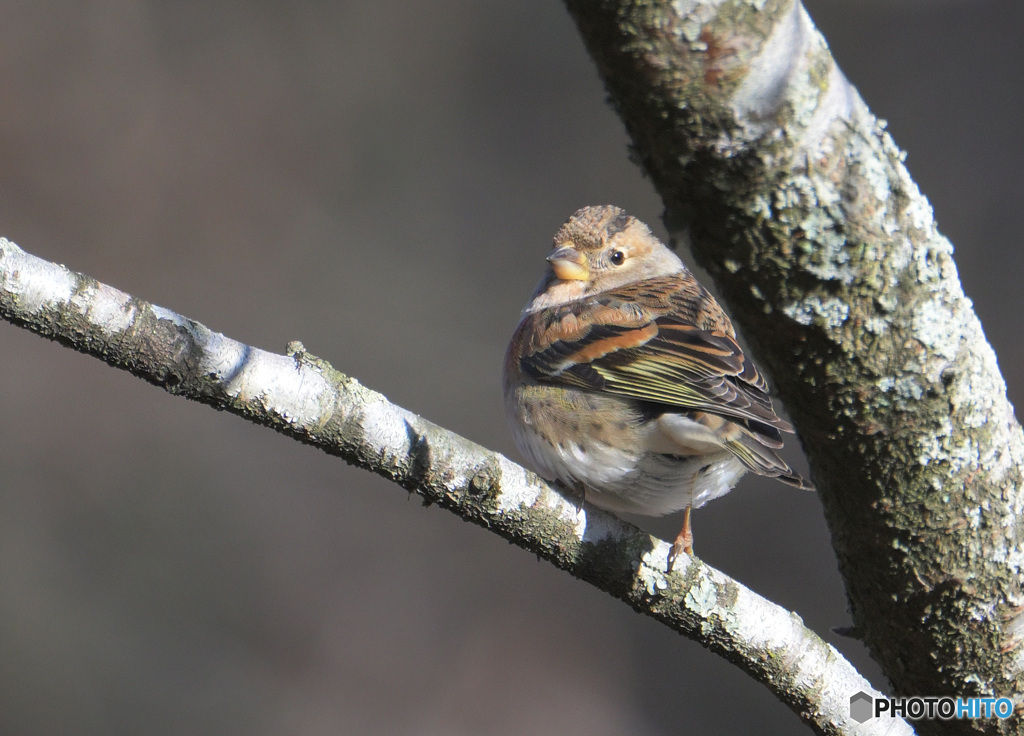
[503,205,811,567]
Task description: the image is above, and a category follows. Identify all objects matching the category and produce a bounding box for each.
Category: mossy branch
[562,2,1024,732]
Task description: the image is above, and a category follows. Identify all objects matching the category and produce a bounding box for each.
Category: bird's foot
[666,506,693,571]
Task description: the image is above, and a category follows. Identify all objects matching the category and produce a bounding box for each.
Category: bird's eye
[609,250,626,266]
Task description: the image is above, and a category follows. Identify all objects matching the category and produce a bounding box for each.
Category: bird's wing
[517,274,791,433]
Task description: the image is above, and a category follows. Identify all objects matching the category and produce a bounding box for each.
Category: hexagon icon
[850,691,873,723]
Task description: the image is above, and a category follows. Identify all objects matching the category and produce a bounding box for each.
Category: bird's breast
[503,380,746,516]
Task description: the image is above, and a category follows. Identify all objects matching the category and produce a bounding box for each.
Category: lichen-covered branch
[0,238,907,735]
[563,1,1024,732]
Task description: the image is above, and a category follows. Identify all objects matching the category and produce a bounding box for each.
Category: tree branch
[0,237,908,735]
[563,1,1024,732]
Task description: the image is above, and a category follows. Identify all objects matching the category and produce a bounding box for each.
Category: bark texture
[563,1,1024,733]
[0,237,910,735]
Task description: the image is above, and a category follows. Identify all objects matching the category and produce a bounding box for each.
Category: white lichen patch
[773,181,805,212]
[877,375,924,403]
[946,436,985,476]
[903,192,935,232]
[858,145,893,204]
[944,332,1013,443]
[792,171,841,213]
[979,421,1024,490]
[911,419,964,470]
[967,597,1000,625]
[804,239,854,284]
[772,176,860,285]
[782,295,849,329]
[874,239,911,287]
[0,238,77,313]
[861,315,890,334]
[685,575,720,616]
[637,550,671,596]
[912,242,956,289]
[1011,646,1024,681]
[911,298,960,362]
[672,0,727,43]
[678,16,706,44]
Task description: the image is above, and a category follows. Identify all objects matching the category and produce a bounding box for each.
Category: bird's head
[545,205,683,292]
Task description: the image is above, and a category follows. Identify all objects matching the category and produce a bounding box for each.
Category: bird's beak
[547,245,590,281]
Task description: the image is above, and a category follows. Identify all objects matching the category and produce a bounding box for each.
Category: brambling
[503,205,811,566]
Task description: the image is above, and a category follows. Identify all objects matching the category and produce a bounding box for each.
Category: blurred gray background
[0,1,1020,734]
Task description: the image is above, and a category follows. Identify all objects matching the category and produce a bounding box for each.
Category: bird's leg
[667,505,693,570]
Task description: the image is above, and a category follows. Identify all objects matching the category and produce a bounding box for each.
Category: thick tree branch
[0,238,908,735]
[563,1,1024,733]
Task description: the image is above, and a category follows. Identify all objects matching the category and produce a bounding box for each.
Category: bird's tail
[727,432,814,491]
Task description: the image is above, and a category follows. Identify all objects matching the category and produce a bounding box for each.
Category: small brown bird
[503,205,811,565]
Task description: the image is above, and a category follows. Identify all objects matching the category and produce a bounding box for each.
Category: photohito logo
[849,691,1014,723]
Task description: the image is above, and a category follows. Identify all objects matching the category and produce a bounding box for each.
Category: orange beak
[547,245,589,281]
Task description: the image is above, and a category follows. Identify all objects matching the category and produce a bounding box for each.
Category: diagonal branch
[0,237,908,735]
